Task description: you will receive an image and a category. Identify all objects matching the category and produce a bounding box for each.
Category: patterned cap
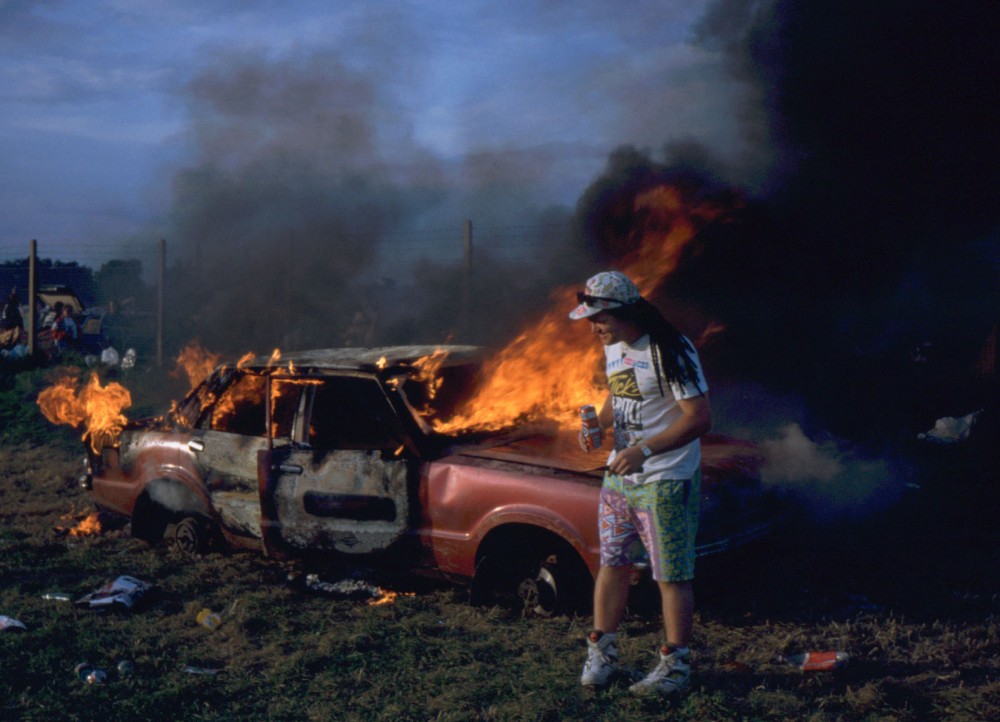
[568,271,641,320]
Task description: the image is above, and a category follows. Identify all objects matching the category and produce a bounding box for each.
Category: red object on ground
[785,651,849,671]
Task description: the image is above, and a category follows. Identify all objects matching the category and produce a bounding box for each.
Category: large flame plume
[435,184,737,433]
[37,373,132,453]
[172,341,222,392]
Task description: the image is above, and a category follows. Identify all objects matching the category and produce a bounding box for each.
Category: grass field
[2,362,999,721]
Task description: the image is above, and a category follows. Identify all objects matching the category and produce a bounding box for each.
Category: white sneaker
[580,630,620,687]
[629,645,691,696]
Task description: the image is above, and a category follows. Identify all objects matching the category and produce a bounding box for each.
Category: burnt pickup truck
[81,346,777,615]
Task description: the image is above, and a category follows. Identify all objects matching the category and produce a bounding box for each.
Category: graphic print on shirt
[608,367,643,451]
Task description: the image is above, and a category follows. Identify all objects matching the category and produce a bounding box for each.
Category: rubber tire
[173,516,210,559]
[473,543,590,618]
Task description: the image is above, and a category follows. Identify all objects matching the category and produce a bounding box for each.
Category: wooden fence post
[157,238,165,367]
[462,220,473,340]
[27,239,37,356]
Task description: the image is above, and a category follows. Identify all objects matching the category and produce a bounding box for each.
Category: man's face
[588,311,634,346]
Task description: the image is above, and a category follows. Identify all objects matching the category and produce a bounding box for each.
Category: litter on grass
[779,651,850,671]
[0,615,26,631]
[184,665,223,675]
[75,575,154,610]
[196,608,223,630]
[294,573,415,605]
[918,410,982,443]
[302,573,383,600]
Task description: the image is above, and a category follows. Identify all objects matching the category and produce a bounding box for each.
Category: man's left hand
[609,446,645,476]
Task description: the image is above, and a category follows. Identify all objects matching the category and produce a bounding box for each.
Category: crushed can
[75,662,107,684]
[580,405,603,450]
[196,608,222,631]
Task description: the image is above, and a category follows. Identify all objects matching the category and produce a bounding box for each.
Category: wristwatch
[639,442,653,459]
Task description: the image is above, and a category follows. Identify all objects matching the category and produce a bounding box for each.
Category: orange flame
[69,512,102,537]
[368,589,415,606]
[172,342,222,392]
[270,361,321,437]
[38,373,132,452]
[211,373,265,427]
[435,183,736,433]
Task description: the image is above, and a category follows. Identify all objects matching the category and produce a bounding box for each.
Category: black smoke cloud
[151,1,998,452]
[574,0,1000,445]
[157,50,585,356]
[727,0,1000,441]
[160,50,422,353]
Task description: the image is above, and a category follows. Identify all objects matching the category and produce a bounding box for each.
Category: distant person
[38,299,56,328]
[52,304,78,352]
[0,289,23,349]
[1,289,23,331]
[569,271,711,697]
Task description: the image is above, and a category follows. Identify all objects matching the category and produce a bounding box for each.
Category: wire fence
[0,222,564,277]
[1,220,574,364]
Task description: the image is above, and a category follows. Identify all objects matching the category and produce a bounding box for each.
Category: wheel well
[473,523,594,616]
[132,479,211,542]
[476,524,589,574]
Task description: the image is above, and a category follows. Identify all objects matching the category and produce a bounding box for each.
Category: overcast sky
[0,0,753,259]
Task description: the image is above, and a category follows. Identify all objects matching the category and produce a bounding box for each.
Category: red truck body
[83,346,775,615]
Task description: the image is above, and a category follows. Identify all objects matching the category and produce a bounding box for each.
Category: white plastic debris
[121,348,137,370]
[0,615,27,631]
[918,409,983,444]
[75,575,153,610]
[101,346,120,367]
[303,573,382,600]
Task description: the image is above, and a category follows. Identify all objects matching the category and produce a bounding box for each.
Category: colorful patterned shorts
[598,469,701,582]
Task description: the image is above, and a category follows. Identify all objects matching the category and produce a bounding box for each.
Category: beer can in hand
[580,405,603,450]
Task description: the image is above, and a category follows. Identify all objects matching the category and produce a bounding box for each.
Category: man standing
[569,271,711,697]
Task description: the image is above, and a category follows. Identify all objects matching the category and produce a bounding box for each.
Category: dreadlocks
[607,298,705,397]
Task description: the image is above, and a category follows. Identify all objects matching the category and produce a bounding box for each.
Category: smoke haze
[142,0,997,493]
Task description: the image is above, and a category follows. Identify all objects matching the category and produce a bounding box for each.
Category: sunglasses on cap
[576,292,624,306]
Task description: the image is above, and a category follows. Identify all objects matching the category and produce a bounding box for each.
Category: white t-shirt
[605,334,707,483]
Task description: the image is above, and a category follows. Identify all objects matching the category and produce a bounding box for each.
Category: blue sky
[0,0,753,261]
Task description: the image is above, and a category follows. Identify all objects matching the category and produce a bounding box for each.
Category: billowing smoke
[690,0,1000,442]
[568,1,999,513]
[157,49,588,356]
[142,2,996,518]
[758,423,904,517]
[569,1,1000,450]
[158,49,421,353]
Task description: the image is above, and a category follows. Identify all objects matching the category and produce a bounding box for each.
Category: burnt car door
[258,373,412,556]
[185,370,300,541]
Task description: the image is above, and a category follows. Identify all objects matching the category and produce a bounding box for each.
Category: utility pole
[462,220,473,340]
[27,239,37,356]
[157,238,165,367]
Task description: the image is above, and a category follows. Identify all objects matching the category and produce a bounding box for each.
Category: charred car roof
[239,345,483,374]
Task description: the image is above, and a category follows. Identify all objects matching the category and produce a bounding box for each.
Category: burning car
[80,345,778,616]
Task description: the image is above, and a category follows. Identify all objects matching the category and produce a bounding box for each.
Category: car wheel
[516,554,564,618]
[173,516,210,559]
[473,539,591,618]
